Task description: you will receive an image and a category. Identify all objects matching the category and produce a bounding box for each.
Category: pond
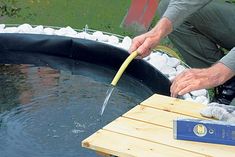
[0,53,153,157]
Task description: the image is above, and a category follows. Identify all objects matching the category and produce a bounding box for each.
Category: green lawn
[1,0,133,36]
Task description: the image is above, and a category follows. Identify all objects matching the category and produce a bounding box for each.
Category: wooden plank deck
[82,94,235,157]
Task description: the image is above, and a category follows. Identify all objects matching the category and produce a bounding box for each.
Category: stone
[176,65,186,72]
[18,23,33,33]
[84,33,97,41]
[161,66,176,76]
[190,89,207,97]
[54,29,66,36]
[43,27,55,35]
[148,55,167,71]
[167,57,180,68]
[77,32,87,39]
[168,76,175,82]
[32,25,44,34]
[121,36,132,50]
[108,35,119,45]
[93,31,106,41]
[64,26,77,35]
[194,96,208,104]
[182,93,192,99]
[4,27,19,33]
[0,24,5,30]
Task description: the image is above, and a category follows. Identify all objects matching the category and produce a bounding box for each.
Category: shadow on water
[0,52,153,157]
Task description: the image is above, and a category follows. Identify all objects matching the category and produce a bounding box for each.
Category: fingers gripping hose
[111,51,138,86]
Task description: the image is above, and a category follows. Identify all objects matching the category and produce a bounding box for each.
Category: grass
[1,0,133,36]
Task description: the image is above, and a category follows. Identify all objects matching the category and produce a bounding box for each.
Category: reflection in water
[0,62,152,157]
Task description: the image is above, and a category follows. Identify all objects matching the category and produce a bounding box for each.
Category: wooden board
[82,94,235,157]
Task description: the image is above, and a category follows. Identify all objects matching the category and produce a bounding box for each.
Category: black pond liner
[0,33,171,95]
[0,33,171,157]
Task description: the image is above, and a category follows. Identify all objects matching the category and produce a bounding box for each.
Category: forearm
[207,62,235,87]
[149,17,173,42]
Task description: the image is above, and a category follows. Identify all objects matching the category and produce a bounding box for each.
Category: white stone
[54,28,67,36]
[77,32,87,39]
[185,97,195,102]
[99,34,109,42]
[64,26,77,35]
[167,57,180,68]
[93,31,108,42]
[190,89,207,97]
[43,27,55,35]
[150,52,161,59]
[182,93,191,99]
[176,65,186,72]
[162,54,169,60]
[54,27,77,37]
[121,36,132,50]
[108,35,119,45]
[176,69,184,75]
[148,55,167,71]
[93,31,103,37]
[202,99,209,105]
[84,33,97,41]
[4,27,19,33]
[32,25,44,34]
[143,56,150,61]
[200,106,213,117]
[194,96,208,104]
[168,70,177,77]
[0,24,5,30]
[18,23,33,33]
[168,76,175,82]
[161,66,176,75]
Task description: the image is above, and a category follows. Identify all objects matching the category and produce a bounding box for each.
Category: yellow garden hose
[111,51,138,86]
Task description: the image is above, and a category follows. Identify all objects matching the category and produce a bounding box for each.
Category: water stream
[100,85,115,116]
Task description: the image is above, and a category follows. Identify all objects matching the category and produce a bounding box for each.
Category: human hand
[129,32,160,58]
[170,63,234,97]
[200,102,235,123]
[129,17,173,58]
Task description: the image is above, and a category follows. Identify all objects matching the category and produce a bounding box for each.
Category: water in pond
[0,55,153,157]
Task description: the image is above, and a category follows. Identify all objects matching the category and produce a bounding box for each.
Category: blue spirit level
[173,118,235,146]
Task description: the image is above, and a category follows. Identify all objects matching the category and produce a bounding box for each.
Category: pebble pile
[0,23,210,104]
